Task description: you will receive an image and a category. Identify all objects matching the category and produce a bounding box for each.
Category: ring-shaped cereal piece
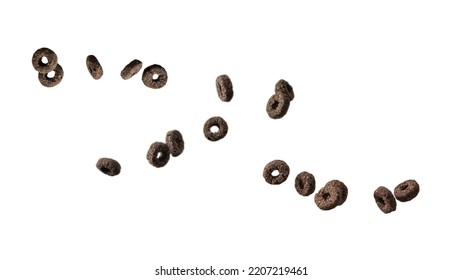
[86,55,103,80]
[314,184,341,210]
[32,47,58,73]
[146,142,170,168]
[216,74,234,102]
[38,64,64,87]
[394,179,419,202]
[374,186,397,214]
[203,116,228,141]
[96,157,121,176]
[166,130,185,157]
[266,93,290,119]
[121,59,143,80]
[142,64,168,89]
[325,179,348,205]
[295,171,316,196]
[263,159,290,185]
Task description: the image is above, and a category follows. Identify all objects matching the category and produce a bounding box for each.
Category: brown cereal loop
[96,157,121,176]
[263,160,290,185]
[314,184,341,210]
[295,171,316,196]
[142,64,168,89]
[266,93,290,119]
[325,179,348,205]
[86,55,103,80]
[32,47,58,74]
[203,116,228,141]
[275,79,294,101]
[38,64,64,87]
[216,74,234,102]
[146,142,170,168]
[374,186,397,214]
[166,130,184,157]
[394,179,420,202]
[121,59,143,80]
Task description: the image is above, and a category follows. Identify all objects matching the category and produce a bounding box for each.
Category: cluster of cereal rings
[31,47,168,88]
[96,129,185,176]
[94,82,231,176]
[85,54,167,89]
[262,160,348,211]
[30,48,234,175]
[93,76,233,175]
[31,48,64,87]
[262,159,419,213]
[266,79,295,119]
[373,181,419,213]
[33,47,420,214]
[201,75,234,141]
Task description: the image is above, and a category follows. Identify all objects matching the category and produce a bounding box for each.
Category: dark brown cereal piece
[86,55,103,80]
[166,130,184,157]
[38,64,64,87]
[325,179,348,205]
[216,74,234,102]
[263,160,290,185]
[142,64,168,89]
[121,59,143,80]
[203,116,228,141]
[266,93,290,119]
[32,47,58,73]
[275,79,294,101]
[394,179,420,202]
[96,157,121,176]
[374,186,397,214]
[314,184,342,210]
[295,171,316,196]
[146,142,170,168]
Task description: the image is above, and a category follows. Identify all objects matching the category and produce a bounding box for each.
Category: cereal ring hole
[271,170,280,177]
[375,197,385,206]
[210,125,219,133]
[156,151,164,159]
[152,73,159,80]
[40,56,49,65]
[271,100,279,109]
[322,192,331,200]
[100,167,110,175]
[296,178,303,188]
[47,71,55,78]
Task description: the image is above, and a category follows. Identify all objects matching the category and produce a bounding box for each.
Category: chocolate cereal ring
[166,129,184,157]
[394,179,420,202]
[266,93,290,119]
[374,186,397,214]
[86,55,103,80]
[216,74,234,102]
[326,179,348,205]
[203,116,228,141]
[38,64,64,87]
[142,64,168,89]
[295,171,316,196]
[32,47,58,73]
[121,59,143,80]
[275,79,294,101]
[96,157,121,176]
[146,142,170,168]
[314,184,342,210]
[263,160,290,185]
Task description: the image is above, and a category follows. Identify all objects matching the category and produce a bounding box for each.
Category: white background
[1,0,462,279]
